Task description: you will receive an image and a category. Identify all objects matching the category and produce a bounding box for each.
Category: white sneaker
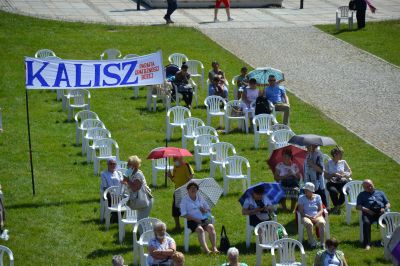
[228,17,234,21]
[214,18,220,23]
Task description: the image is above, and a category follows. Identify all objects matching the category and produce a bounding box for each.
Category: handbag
[128,186,150,210]
[219,225,231,253]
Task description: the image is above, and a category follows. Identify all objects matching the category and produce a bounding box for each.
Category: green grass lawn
[0,11,399,265]
[316,19,400,66]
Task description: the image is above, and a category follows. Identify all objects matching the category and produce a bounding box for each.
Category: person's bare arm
[284,94,290,105]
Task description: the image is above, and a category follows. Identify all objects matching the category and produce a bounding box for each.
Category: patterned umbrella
[288,134,336,147]
[239,182,285,206]
[174,178,223,208]
[247,67,284,85]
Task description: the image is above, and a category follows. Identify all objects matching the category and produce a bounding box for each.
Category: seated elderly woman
[221,247,248,266]
[242,185,275,227]
[180,182,219,254]
[147,221,185,266]
[298,182,326,249]
[325,146,352,215]
[314,238,349,266]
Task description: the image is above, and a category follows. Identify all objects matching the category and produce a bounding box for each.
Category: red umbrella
[267,145,307,176]
[147,147,192,159]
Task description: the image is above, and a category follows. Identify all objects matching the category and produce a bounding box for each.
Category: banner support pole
[25,88,35,196]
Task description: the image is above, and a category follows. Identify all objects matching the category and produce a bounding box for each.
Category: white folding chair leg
[195,153,202,171]
[225,118,230,134]
[105,209,111,230]
[210,162,216,178]
[207,115,211,126]
[223,178,229,196]
[119,221,124,243]
[298,221,304,242]
[76,129,81,146]
[100,198,105,222]
[94,158,99,175]
[133,86,139,98]
[346,205,352,225]
[256,245,262,266]
[184,230,190,252]
[246,225,252,248]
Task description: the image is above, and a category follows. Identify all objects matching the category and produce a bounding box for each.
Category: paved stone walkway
[1,0,400,162]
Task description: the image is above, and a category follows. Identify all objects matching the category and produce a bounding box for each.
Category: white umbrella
[174,178,223,208]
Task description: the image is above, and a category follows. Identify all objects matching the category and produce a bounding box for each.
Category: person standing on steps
[164,0,177,24]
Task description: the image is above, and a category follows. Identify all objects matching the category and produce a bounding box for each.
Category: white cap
[303,182,315,193]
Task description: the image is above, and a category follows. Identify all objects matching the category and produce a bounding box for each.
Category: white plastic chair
[117,160,128,172]
[204,96,226,128]
[186,60,205,90]
[146,84,171,112]
[254,221,287,266]
[100,48,122,60]
[34,49,56,58]
[296,209,330,243]
[118,197,138,243]
[168,53,189,67]
[342,180,363,225]
[66,89,91,121]
[336,6,354,30]
[224,100,249,134]
[84,127,111,163]
[253,114,276,149]
[93,138,119,175]
[181,117,205,149]
[183,216,215,252]
[246,213,278,248]
[271,238,306,266]
[379,212,400,260]
[149,147,174,187]
[209,142,236,178]
[79,118,105,147]
[0,245,14,266]
[133,217,162,265]
[194,126,218,139]
[194,134,219,171]
[222,155,251,196]
[268,129,296,156]
[103,186,125,230]
[166,106,191,141]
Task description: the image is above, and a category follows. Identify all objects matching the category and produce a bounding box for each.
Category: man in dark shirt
[356,179,390,250]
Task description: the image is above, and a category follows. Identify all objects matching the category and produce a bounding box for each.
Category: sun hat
[303,182,315,193]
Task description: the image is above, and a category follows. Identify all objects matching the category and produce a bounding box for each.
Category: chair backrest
[45,56,61,60]
[194,126,218,138]
[182,117,205,137]
[69,89,90,105]
[75,110,99,125]
[167,106,191,125]
[93,138,118,157]
[342,180,363,202]
[123,53,139,59]
[379,212,400,236]
[81,119,105,131]
[225,100,245,117]
[85,127,111,140]
[134,217,163,235]
[35,49,56,58]
[118,197,138,221]
[210,142,236,163]
[194,134,219,154]
[104,186,124,208]
[100,48,122,60]
[253,114,276,132]
[255,221,288,246]
[185,60,204,75]
[150,147,171,168]
[204,96,226,113]
[271,129,295,148]
[0,245,14,266]
[338,6,349,17]
[271,238,305,265]
[117,160,128,172]
[271,124,291,132]
[168,53,189,66]
[224,155,250,176]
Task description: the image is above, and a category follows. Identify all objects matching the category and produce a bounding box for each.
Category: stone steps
[141,0,283,8]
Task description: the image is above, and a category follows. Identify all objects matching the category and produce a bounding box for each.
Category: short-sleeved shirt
[243,194,272,221]
[356,190,389,210]
[244,87,259,103]
[276,162,299,178]
[180,194,210,220]
[326,159,351,177]
[100,170,123,194]
[304,150,324,190]
[147,236,175,265]
[171,163,193,188]
[298,194,322,217]
[264,85,286,104]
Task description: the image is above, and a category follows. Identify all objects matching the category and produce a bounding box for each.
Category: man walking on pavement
[164,0,177,24]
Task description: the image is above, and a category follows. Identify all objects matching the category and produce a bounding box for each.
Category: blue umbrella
[239,182,285,206]
[247,67,284,85]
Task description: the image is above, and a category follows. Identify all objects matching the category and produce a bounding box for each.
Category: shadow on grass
[81,217,102,226]
[332,28,359,35]
[8,198,98,209]
[86,246,132,259]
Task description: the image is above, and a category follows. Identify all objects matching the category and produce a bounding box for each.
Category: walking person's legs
[164,0,177,23]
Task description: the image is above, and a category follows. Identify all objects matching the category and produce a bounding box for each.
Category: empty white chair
[379,212,400,260]
[222,155,251,196]
[67,89,91,121]
[183,216,215,252]
[79,118,105,147]
[253,114,276,149]
[336,6,354,30]
[271,238,306,266]
[225,100,249,134]
[181,117,205,149]
[296,209,330,244]
[34,49,56,58]
[133,217,162,265]
[147,84,171,112]
[150,147,174,187]
[194,134,219,171]
[0,245,14,266]
[342,180,363,225]
[166,106,191,141]
[93,138,119,175]
[254,221,287,266]
[84,127,111,163]
[186,60,205,90]
[209,142,236,178]
[168,53,189,67]
[118,197,138,243]
[100,48,122,60]
[193,126,218,139]
[268,129,295,155]
[271,123,291,132]
[204,96,226,128]
[103,186,125,230]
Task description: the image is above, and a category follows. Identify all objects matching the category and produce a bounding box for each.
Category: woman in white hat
[298,182,326,249]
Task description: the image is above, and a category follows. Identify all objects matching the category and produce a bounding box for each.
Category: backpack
[255,96,272,115]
